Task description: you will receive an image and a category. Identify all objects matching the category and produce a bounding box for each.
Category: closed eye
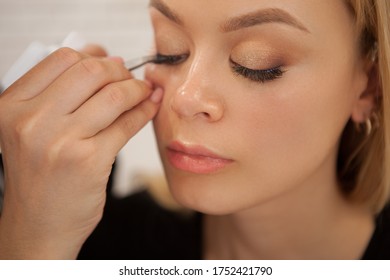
[230,60,284,83]
[155,53,188,65]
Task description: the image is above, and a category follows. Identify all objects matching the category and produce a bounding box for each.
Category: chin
[164,171,249,216]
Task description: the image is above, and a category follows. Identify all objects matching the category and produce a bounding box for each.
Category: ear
[351,60,380,123]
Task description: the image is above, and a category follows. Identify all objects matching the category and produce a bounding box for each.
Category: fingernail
[150,87,164,103]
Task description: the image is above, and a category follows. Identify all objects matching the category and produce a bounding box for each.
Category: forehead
[149,0,355,35]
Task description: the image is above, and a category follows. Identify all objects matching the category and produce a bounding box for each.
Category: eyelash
[156,53,188,65]
[231,61,284,83]
[155,53,284,83]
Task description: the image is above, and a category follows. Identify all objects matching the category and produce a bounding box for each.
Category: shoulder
[362,204,390,259]
[78,189,202,260]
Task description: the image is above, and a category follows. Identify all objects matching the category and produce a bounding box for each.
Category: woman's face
[146,0,369,214]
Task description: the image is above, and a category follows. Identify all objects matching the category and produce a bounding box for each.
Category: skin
[146,0,376,259]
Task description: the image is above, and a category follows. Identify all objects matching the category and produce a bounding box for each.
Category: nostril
[201,112,211,119]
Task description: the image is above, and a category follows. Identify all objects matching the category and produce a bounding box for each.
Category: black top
[78,189,203,260]
[362,204,390,259]
[78,188,390,260]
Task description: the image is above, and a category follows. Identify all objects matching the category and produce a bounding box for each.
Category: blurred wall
[0,0,163,196]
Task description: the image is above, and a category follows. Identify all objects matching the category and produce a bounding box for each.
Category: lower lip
[167,149,233,174]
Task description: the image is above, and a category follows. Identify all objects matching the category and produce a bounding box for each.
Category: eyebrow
[149,0,310,34]
[149,0,183,25]
[221,8,310,33]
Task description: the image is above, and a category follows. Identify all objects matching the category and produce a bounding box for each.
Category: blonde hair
[339,0,390,213]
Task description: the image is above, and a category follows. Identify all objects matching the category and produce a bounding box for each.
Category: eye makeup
[230,43,286,83]
[125,53,187,71]
[230,60,284,83]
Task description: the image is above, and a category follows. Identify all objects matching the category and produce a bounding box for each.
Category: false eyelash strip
[125,54,187,71]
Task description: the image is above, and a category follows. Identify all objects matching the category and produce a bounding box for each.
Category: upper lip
[167,141,231,160]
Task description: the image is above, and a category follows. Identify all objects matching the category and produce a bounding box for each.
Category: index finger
[3,48,87,101]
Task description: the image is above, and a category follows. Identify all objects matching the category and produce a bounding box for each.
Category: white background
[0,0,163,196]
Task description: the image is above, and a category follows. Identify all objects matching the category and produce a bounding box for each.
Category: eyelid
[230,60,284,83]
[229,58,279,71]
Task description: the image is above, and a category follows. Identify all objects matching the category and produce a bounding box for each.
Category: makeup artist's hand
[80,43,109,57]
[0,47,163,259]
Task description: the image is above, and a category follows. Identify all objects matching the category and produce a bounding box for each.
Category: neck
[203,152,374,259]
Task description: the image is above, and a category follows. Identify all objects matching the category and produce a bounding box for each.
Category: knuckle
[0,102,50,146]
[105,84,126,108]
[54,47,83,66]
[75,143,98,166]
[121,116,138,135]
[129,79,149,96]
[116,103,157,138]
[79,58,106,77]
[13,112,38,141]
[52,138,95,165]
[140,102,157,120]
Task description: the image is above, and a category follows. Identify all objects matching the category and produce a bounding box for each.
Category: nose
[170,60,225,122]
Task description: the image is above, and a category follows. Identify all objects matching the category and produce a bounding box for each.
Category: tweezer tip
[125,55,158,71]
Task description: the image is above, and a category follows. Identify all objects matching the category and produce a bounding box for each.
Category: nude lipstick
[166,141,233,174]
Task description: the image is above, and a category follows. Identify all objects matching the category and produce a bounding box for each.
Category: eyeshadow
[231,46,283,70]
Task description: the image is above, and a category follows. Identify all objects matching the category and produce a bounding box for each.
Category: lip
[166,141,233,174]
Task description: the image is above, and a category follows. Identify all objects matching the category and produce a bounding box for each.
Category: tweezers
[125,55,168,71]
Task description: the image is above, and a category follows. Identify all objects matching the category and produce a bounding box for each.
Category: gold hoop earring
[365,118,372,136]
[370,42,378,63]
[355,111,379,137]
[354,120,371,136]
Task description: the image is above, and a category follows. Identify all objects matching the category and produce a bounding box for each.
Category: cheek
[232,67,355,184]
